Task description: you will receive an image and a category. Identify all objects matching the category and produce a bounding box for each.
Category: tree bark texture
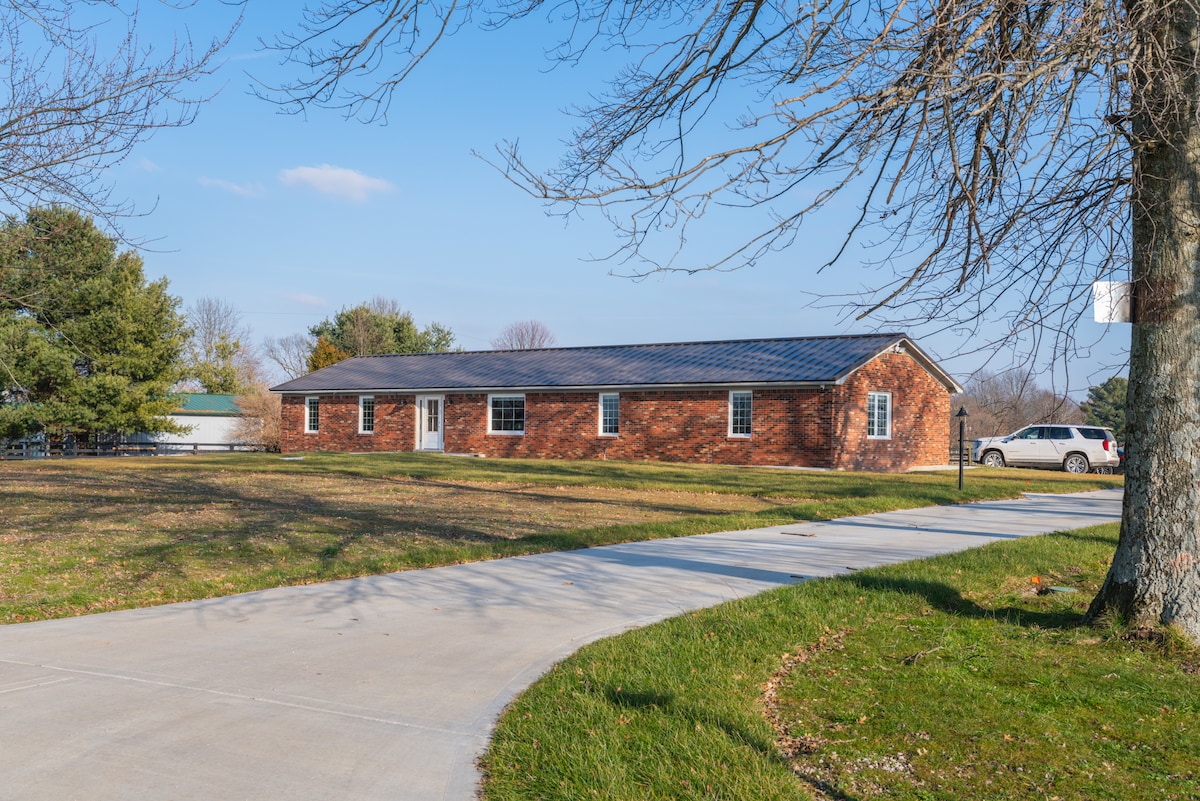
[1087,0,1200,639]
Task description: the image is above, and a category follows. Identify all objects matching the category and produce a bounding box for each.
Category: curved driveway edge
[0,489,1121,800]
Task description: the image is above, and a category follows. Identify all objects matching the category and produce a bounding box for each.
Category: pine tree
[0,207,188,441]
[1081,377,1129,444]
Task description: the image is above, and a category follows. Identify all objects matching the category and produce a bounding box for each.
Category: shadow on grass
[599,683,787,770]
[593,682,869,799]
[793,774,860,801]
[603,686,673,709]
[843,572,1090,630]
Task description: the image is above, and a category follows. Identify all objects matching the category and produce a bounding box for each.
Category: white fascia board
[272,380,835,396]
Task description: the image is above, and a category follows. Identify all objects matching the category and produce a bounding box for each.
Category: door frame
[416,395,445,451]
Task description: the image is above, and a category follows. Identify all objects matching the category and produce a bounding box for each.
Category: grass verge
[1,453,1120,623]
[480,524,1198,801]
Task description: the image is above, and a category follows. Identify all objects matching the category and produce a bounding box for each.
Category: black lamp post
[955,406,969,491]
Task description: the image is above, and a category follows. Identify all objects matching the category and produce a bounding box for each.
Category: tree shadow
[592,681,867,799]
[843,572,1088,630]
[599,683,783,762]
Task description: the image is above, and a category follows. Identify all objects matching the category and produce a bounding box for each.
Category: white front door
[417,396,444,451]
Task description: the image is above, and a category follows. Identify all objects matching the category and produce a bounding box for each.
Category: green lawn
[2,453,1167,799]
[480,524,1199,801]
[0,453,1120,623]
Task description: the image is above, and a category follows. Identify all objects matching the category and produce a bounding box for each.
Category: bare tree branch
[271,0,1200,641]
[0,1,240,227]
[263,332,316,380]
[491,319,557,349]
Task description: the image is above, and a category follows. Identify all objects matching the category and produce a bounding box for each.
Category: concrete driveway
[0,489,1122,800]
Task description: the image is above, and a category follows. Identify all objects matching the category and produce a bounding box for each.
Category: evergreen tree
[308,296,455,358]
[0,207,188,441]
[1081,376,1129,444]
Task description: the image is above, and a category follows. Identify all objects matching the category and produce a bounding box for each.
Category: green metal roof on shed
[270,333,961,395]
[174,394,241,415]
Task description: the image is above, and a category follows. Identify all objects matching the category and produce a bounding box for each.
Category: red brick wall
[828,351,952,471]
[439,389,833,466]
[280,394,414,453]
[278,350,953,471]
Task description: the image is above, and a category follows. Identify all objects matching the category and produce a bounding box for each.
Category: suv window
[1077,427,1111,440]
[1048,426,1074,439]
[1015,427,1044,440]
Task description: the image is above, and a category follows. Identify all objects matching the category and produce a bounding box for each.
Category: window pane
[491,396,525,432]
[601,394,619,435]
[360,397,374,432]
[867,392,890,438]
[731,392,752,436]
[306,398,319,432]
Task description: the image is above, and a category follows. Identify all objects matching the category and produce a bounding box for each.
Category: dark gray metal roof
[271,333,961,394]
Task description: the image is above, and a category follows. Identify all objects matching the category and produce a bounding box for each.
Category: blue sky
[104,3,1130,392]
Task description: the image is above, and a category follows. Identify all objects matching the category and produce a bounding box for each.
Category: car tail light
[1103,440,1111,451]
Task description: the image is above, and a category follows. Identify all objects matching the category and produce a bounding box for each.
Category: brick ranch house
[272,333,962,472]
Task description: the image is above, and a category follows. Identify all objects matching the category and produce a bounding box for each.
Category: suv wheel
[982,451,1006,468]
[1063,453,1089,474]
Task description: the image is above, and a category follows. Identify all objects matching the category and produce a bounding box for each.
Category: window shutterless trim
[304,396,320,433]
[358,395,375,434]
[599,392,619,436]
[487,393,526,435]
[728,390,752,438]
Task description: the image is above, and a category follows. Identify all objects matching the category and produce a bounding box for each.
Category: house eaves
[274,380,841,396]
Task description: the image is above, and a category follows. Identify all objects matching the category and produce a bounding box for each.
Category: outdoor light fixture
[955,406,969,491]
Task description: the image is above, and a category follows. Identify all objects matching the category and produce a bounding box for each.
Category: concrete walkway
[0,489,1122,801]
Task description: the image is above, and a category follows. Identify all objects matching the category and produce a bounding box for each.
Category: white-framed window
[867,391,892,439]
[488,394,525,435]
[729,391,752,438]
[305,396,320,433]
[359,395,375,434]
[599,393,619,436]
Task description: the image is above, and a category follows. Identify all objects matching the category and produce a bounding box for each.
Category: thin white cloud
[278,164,393,202]
[197,177,264,198]
[285,292,327,308]
[137,158,161,173]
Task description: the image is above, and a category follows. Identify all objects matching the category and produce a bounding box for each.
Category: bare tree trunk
[1087,0,1200,638]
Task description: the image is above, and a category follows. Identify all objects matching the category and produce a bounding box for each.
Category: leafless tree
[182,297,260,394]
[270,2,1200,641]
[263,333,315,380]
[955,370,1082,439]
[231,384,281,452]
[0,2,237,226]
[491,320,557,350]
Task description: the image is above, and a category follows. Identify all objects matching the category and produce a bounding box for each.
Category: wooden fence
[0,442,260,460]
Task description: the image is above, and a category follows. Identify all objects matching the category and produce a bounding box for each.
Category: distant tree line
[954,370,1128,444]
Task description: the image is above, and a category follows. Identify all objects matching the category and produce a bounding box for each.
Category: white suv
[972,424,1121,474]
